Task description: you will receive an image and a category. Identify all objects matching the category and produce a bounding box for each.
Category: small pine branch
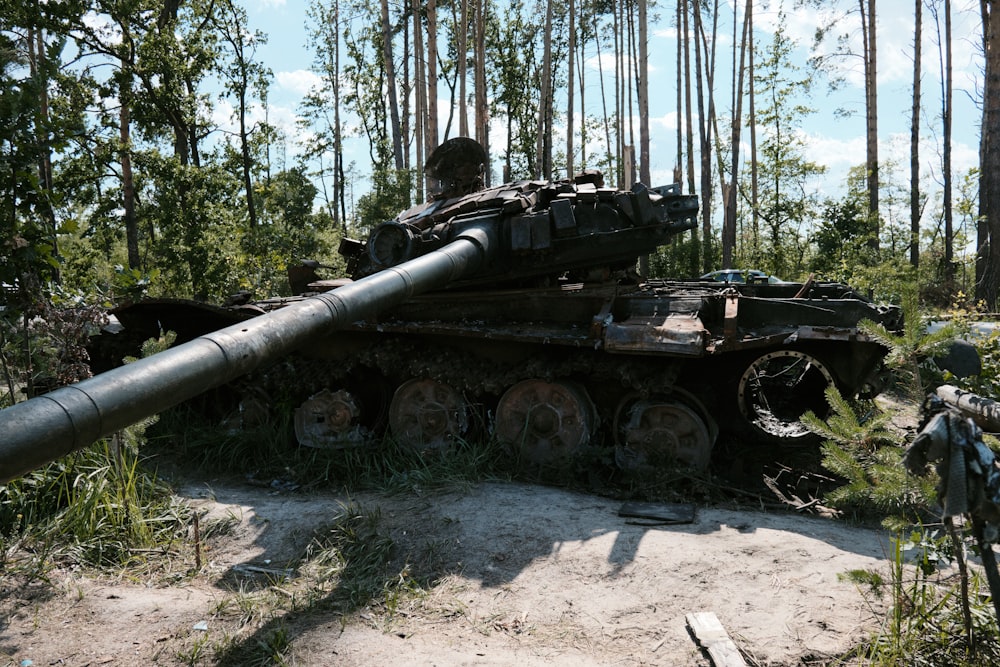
[808,385,932,519]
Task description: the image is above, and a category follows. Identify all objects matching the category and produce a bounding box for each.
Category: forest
[2,0,1000,321]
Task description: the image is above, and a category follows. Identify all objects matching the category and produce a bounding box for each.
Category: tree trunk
[861,0,880,252]
[944,0,954,282]
[681,0,699,268]
[724,0,752,269]
[238,107,258,231]
[626,6,636,169]
[910,0,922,268]
[614,1,623,186]
[578,0,587,168]
[693,0,712,272]
[219,3,259,231]
[748,6,759,246]
[334,0,344,228]
[402,17,411,172]
[412,0,425,198]
[27,27,60,281]
[458,0,468,137]
[536,0,554,179]
[473,0,489,184]
[381,0,404,170]
[682,2,695,195]
[119,88,140,270]
[567,0,576,178]
[595,18,614,179]
[637,0,649,186]
[978,0,1000,309]
[426,0,439,152]
[675,0,683,184]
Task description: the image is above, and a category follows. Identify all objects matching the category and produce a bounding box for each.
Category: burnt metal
[0,138,903,480]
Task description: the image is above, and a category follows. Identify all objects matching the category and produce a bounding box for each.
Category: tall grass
[0,331,189,573]
[843,529,1000,666]
[0,436,188,571]
[152,403,515,495]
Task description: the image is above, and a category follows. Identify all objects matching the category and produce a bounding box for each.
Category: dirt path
[0,480,891,666]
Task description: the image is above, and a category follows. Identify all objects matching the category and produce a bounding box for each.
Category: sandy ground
[0,478,894,666]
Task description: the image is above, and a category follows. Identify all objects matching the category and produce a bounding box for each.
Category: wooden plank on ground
[685,611,748,667]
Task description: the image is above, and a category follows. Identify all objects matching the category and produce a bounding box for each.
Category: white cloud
[763,0,983,94]
[651,111,680,133]
[802,132,867,176]
[208,96,317,163]
[583,51,638,79]
[77,10,122,47]
[257,0,287,8]
[276,69,323,96]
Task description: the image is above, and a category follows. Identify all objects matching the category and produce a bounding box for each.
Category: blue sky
[240,0,982,213]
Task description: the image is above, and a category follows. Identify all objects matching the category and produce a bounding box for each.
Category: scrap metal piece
[618,501,696,525]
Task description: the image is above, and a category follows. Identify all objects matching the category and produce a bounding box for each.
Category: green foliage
[12,441,184,568]
[812,165,882,285]
[807,289,960,520]
[0,420,183,571]
[112,264,162,301]
[0,27,61,288]
[962,329,1000,399]
[648,233,708,279]
[860,287,959,400]
[355,167,414,232]
[844,530,1000,665]
[488,0,543,179]
[739,8,825,280]
[240,168,339,296]
[809,296,1000,662]
[138,155,243,299]
[804,385,935,522]
[0,282,107,407]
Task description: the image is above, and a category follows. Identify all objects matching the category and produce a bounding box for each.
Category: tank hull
[91,276,898,472]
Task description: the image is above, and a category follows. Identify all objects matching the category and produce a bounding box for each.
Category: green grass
[840,529,1000,666]
[150,402,517,495]
[0,437,188,573]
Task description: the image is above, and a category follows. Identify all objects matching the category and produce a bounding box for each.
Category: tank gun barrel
[0,224,493,483]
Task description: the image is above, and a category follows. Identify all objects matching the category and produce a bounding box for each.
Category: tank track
[232,333,711,469]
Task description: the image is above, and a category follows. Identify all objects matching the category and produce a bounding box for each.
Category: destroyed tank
[0,139,902,481]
